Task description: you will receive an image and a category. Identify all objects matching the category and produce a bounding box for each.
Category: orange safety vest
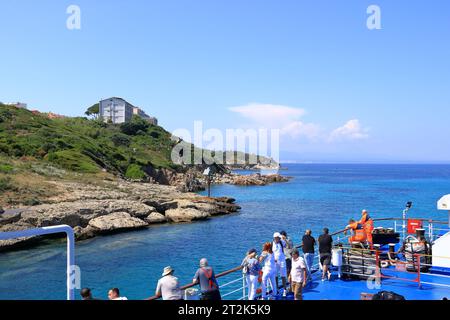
[360,213,374,229]
[349,229,367,243]
[201,268,218,290]
[348,222,367,243]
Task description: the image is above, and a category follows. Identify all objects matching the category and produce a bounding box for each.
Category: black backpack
[372,291,405,300]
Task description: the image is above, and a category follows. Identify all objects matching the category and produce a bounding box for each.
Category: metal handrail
[0,225,76,300]
[146,266,243,300]
[146,217,450,300]
[330,217,448,239]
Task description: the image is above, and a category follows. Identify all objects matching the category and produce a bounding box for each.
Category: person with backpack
[241,248,261,300]
[193,258,221,300]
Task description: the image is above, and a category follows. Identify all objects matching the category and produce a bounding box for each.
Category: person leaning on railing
[192,258,222,300]
[155,266,183,300]
[241,248,262,301]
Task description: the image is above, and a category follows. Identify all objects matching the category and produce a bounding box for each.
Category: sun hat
[273,232,281,238]
[162,266,174,277]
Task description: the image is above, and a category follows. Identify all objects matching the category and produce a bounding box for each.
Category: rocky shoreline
[0,172,290,252]
[0,180,240,251]
[175,170,291,192]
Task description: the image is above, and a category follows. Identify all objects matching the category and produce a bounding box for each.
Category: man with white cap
[272,232,288,297]
[155,266,183,300]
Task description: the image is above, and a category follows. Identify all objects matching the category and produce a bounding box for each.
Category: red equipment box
[407,219,423,234]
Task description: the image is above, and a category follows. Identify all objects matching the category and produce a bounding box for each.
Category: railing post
[66,228,75,301]
[415,253,422,289]
[242,274,246,300]
[0,225,76,301]
[375,247,381,286]
[428,221,433,241]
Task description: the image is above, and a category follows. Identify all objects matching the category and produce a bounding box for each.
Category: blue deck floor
[273,267,450,300]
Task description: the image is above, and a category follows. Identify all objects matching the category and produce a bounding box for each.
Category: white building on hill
[99,97,157,125]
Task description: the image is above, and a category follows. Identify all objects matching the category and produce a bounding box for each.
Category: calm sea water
[1,164,450,300]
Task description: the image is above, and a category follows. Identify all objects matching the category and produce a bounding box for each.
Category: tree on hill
[120,115,149,135]
[85,103,99,119]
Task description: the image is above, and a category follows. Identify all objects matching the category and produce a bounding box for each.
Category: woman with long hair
[259,242,277,300]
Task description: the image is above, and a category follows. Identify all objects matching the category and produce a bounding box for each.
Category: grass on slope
[0,104,179,177]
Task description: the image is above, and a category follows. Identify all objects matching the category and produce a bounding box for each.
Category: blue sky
[1,0,449,163]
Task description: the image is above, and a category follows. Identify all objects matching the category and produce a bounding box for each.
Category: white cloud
[229,103,320,139]
[329,119,369,142]
[229,103,370,144]
[280,121,321,139]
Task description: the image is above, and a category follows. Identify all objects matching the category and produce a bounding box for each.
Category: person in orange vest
[345,219,367,244]
[359,209,374,248]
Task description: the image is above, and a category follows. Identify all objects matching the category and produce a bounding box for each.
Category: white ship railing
[0,225,76,300]
[154,218,449,300]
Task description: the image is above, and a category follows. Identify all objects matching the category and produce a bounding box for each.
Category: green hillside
[0,103,277,207]
[0,104,178,176]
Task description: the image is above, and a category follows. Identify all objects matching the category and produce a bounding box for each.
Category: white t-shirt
[156,275,182,300]
[261,252,276,272]
[112,297,128,300]
[290,256,307,283]
[272,240,286,261]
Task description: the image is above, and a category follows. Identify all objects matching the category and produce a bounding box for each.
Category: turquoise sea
[1,164,450,300]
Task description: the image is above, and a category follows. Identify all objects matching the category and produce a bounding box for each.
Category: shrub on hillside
[46,150,99,173]
[120,116,149,136]
[0,164,14,174]
[125,164,146,180]
[111,133,131,147]
[0,176,14,191]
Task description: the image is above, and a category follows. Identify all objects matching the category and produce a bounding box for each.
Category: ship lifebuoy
[256,270,263,295]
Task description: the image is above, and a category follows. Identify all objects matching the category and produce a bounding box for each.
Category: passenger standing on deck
[289,249,307,300]
[259,242,277,300]
[241,248,261,300]
[280,231,294,279]
[318,228,333,281]
[273,232,288,297]
[155,266,183,300]
[193,258,221,300]
[302,230,316,281]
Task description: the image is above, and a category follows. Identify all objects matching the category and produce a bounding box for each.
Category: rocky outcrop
[165,208,209,223]
[145,212,167,224]
[0,179,240,251]
[0,169,290,251]
[88,212,148,233]
[213,173,290,186]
